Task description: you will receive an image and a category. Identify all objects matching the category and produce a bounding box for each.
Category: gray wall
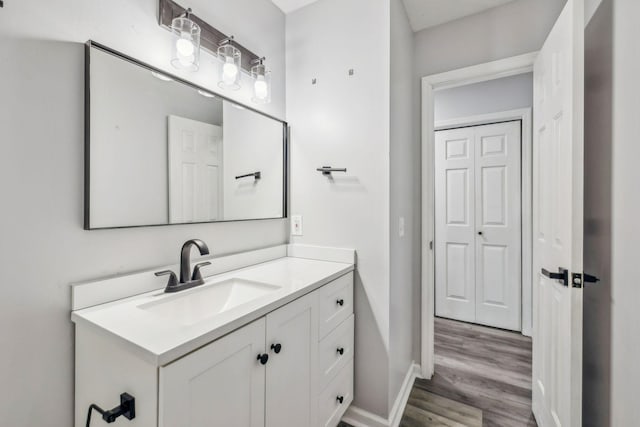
[610,0,640,424]
[388,0,420,408]
[0,0,286,425]
[583,0,612,425]
[286,0,392,418]
[414,0,567,78]
[434,73,533,122]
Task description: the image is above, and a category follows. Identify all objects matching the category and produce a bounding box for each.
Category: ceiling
[401,0,518,32]
[270,0,518,31]
[270,0,319,14]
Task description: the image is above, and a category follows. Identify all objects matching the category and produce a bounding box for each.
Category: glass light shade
[251,62,271,104]
[170,16,201,71]
[217,44,242,90]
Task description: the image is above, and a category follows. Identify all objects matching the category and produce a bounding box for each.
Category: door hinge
[429,241,433,250]
[571,273,583,288]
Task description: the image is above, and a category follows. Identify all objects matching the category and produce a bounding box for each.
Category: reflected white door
[532,0,583,425]
[168,115,223,223]
[435,121,521,331]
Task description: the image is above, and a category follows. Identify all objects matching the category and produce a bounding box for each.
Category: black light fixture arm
[86,393,135,426]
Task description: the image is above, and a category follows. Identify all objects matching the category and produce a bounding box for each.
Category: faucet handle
[192,262,211,282]
[155,270,178,290]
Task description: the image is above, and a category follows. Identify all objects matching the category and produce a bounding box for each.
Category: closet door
[435,127,477,323]
[474,121,522,331]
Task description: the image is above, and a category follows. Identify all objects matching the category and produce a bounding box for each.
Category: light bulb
[222,56,239,85]
[254,75,268,100]
[176,38,195,57]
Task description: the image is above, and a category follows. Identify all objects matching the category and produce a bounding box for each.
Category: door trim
[435,110,532,336]
[421,53,538,379]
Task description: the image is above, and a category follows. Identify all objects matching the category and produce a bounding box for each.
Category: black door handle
[257,354,269,365]
[270,343,282,354]
[541,267,569,287]
[584,273,600,284]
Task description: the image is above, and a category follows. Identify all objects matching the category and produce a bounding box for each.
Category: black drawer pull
[337,347,345,355]
[270,343,282,354]
[257,353,269,365]
[337,396,344,404]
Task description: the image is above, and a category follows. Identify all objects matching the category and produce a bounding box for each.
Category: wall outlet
[399,216,405,237]
[291,215,303,236]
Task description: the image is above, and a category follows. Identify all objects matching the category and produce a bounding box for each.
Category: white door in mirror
[168,115,223,223]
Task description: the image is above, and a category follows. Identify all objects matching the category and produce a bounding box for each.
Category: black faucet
[180,239,210,283]
[155,239,211,293]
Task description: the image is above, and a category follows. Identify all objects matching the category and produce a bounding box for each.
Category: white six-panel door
[532,0,584,425]
[435,121,522,331]
[168,115,223,223]
[435,127,477,323]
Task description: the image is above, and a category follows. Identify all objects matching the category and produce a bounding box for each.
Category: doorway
[434,119,523,331]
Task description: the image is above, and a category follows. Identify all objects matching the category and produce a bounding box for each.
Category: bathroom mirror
[85,41,287,229]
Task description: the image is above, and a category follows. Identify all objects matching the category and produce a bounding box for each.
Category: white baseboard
[388,362,421,427]
[341,362,421,427]
[341,406,389,427]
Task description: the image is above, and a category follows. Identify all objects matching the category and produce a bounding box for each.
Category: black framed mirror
[84,41,288,230]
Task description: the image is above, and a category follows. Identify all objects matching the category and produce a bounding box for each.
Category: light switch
[291,215,303,236]
[399,216,405,237]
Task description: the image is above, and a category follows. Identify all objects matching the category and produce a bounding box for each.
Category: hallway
[401,318,536,426]
[342,317,536,426]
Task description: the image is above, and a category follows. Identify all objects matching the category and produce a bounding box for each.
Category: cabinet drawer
[318,358,353,427]
[318,272,354,338]
[319,315,354,390]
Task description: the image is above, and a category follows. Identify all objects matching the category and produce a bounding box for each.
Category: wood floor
[340,317,536,427]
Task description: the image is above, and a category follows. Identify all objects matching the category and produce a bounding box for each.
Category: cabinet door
[159,319,266,427]
[265,292,319,427]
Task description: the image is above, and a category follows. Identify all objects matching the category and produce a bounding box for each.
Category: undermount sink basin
[139,278,281,326]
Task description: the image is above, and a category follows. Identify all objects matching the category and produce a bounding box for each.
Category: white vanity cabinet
[160,292,320,427]
[74,269,354,427]
[265,292,318,427]
[159,318,267,427]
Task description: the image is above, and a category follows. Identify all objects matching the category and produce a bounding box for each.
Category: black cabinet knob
[477,231,483,236]
[337,347,345,355]
[270,343,282,354]
[337,396,344,404]
[257,353,269,365]
[336,299,344,306]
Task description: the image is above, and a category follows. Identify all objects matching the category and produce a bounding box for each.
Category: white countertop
[72,256,354,366]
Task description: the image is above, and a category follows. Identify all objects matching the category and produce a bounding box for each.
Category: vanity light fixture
[217,37,242,90]
[170,7,201,71]
[251,57,271,104]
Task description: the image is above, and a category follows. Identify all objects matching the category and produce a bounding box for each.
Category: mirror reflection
[86,43,286,229]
